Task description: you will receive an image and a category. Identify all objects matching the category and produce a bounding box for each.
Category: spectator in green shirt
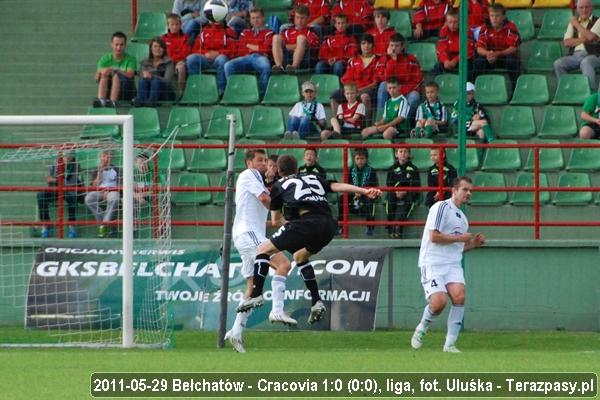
[94,31,137,107]
[580,91,600,139]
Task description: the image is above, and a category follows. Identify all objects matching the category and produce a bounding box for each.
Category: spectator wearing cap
[284,81,327,139]
[451,82,495,157]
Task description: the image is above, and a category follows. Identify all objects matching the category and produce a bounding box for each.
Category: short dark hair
[353,147,369,159]
[446,8,458,17]
[294,4,310,16]
[452,176,473,188]
[489,3,506,15]
[373,7,390,19]
[334,13,348,22]
[268,154,279,163]
[245,148,266,161]
[112,31,127,42]
[250,7,264,16]
[389,33,405,44]
[277,154,298,176]
[386,76,400,86]
[304,147,318,156]
[359,33,374,45]
[425,81,439,90]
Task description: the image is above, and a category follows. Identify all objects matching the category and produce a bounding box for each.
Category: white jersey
[232,168,269,239]
[418,198,469,267]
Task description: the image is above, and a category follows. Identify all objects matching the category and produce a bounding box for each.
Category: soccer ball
[203,0,229,23]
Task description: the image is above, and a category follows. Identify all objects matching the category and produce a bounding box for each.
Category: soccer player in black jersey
[237,154,382,323]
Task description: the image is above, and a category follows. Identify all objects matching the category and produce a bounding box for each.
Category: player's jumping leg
[294,248,326,324]
[237,239,279,312]
[268,252,297,326]
[411,292,446,350]
[443,283,465,353]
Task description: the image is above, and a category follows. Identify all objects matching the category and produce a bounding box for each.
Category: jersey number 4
[282,175,325,200]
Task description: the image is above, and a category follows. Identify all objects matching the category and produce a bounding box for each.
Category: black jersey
[298,163,327,180]
[270,173,333,220]
[386,160,421,203]
[425,160,457,207]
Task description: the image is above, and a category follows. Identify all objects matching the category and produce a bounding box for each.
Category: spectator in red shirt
[315,14,357,77]
[474,3,520,88]
[332,0,375,37]
[291,0,332,41]
[272,5,320,73]
[413,0,451,40]
[224,8,273,97]
[436,9,475,81]
[465,0,490,40]
[162,14,191,95]
[367,8,397,56]
[376,33,423,120]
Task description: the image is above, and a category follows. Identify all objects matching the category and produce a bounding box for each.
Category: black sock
[251,253,270,298]
[299,261,321,305]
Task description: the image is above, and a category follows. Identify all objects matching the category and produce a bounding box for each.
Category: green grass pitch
[1,330,599,399]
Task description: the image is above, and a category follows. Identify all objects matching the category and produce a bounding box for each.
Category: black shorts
[270,214,337,254]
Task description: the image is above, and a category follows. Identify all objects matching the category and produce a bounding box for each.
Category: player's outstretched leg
[269,274,297,326]
[237,253,270,312]
[298,260,326,324]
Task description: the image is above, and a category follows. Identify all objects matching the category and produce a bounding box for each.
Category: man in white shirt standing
[411,176,485,353]
[225,149,296,353]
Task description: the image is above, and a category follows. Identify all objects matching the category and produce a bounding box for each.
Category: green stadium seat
[204,107,244,139]
[364,139,394,170]
[254,0,292,9]
[129,107,160,139]
[213,175,238,205]
[262,75,300,105]
[552,74,591,105]
[234,139,266,171]
[310,74,340,104]
[566,140,600,171]
[446,139,480,172]
[171,173,212,205]
[188,139,226,172]
[523,139,565,171]
[407,42,437,72]
[496,106,536,139]
[538,106,578,138]
[511,172,550,206]
[131,12,167,42]
[221,74,260,105]
[81,107,119,139]
[481,140,522,171]
[318,139,349,171]
[75,148,103,171]
[469,173,508,206]
[553,172,593,205]
[537,9,572,40]
[246,106,285,139]
[179,75,219,105]
[526,41,562,72]
[326,173,338,204]
[161,107,202,139]
[389,10,413,39]
[126,42,148,72]
[510,74,550,105]
[434,74,459,105]
[138,140,186,171]
[273,139,308,165]
[506,10,535,41]
[474,74,508,105]
[405,138,433,170]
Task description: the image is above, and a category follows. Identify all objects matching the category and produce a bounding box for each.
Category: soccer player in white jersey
[225,149,297,353]
[411,176,486,353]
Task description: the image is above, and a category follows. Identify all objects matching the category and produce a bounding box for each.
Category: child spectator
[385,147,420,238]
[474,3,520,88]
[436,9,475,80]
[272,5,319,73]
[338,147,379,236]
[135,37,176,106]
[367,8,396,56]
[224,8,273,97]
[413,81,447,138]
[264,154,280,190]
[186,19,238,97]
[332,0,375,37]
[298,148,327,179]
[451,82,495,145]
[172,0,207,44]
[94,32,137,107]
[315,14,357,77]
[362,77,409,140]
[321,82,366,140]
[413,0,451,40]
[162,14,191,95]
[284,81,327,139]
[425,147,457,208]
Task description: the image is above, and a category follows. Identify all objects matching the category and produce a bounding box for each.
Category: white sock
[444,305,464,348]
[271,275,286,314]
[232,297,252,337]
[416,305,439,332]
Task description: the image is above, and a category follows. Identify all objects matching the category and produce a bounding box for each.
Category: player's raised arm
[330,182,382,199]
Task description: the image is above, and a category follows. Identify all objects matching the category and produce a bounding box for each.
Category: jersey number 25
[282,175,325,200]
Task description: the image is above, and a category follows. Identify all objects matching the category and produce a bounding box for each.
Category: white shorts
[233,231,266,279]
[419,263,465,299]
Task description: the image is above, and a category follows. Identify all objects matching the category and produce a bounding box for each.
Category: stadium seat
[389,10,413,38]
[538,106,578,138]
[129,107,160,139]
[262,75,300,105]
[179,75,219,105]
[532,0,571,8]
[469,173,508,206]
[246,106,285,140]
[481,140,522,171]
[254,0,292,9]
[188,139,227,172]
[566,140,600,171]
[141,140,186,171]
[81,107,119,139]
[404,138,434,170]
[204,107,244,139]
[274,139,308,165]
[171,173,212,205]
[510,74,550,105]
[537,9,572,40]
[407,42,437,72]
[75,148,103,171]
[318,139,349,171]
[474,74,508,105]
[445,139,481,172]
[494,0,533,7]
[220,74,260,105]
[364,139,394,170]
[326,173,338,204]
[161,107,202,139]
[234,139,266,171]
[552,74,591,105]
[506,10,535,42]
[511,172,550,206]
[496,106,536,139]
[131,12,167,42]
[526,41,562,72]
[126,42,148,72]
[375,0,413,8]
[553,172,593,205]
[213,175,227,206]
[434,74,459,104]
[523,140,565,171]
[310,74,340,104]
